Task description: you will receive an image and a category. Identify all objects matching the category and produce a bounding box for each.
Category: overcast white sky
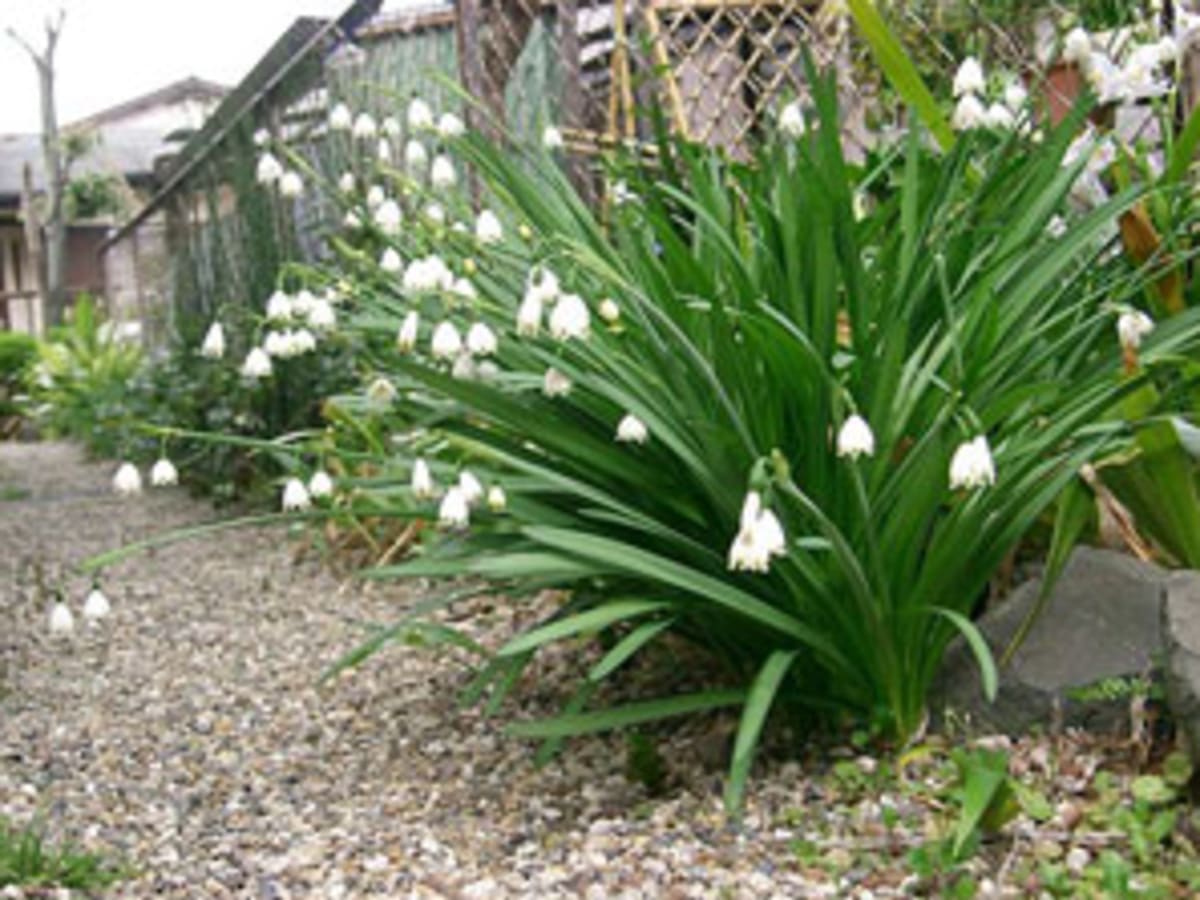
[0,1,423,133]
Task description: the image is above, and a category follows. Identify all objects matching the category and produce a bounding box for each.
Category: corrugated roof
[0,128,175,203]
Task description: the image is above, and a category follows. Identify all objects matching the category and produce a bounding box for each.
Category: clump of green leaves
[0,818,127,890]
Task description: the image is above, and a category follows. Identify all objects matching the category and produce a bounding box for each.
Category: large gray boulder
[1162,572,1200,766]
[936,547,1168,734]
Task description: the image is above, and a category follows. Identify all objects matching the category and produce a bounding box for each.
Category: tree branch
[6,26,44,66]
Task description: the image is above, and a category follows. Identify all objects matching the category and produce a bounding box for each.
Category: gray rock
[1162,571,1200,771]
[936,547,1167,734]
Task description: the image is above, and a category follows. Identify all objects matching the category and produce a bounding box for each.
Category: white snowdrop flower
[279,170,304,198]
[1117,310,1154,351]
[953,57,986,97]
[344,210,362,229]
[451,353,476,381]
[266,290,293,322]
[438,486,470,528]
[984,102,1015,131]
[256,151,283,185]
[83,588,111,624]
[49,601,75,636]
[150,457,179,487]
[408,96,434,132]
[542,367,572,397]
[404,139,428,176]
[282,477,311,512]
[338,171,356,194]
[437,112,465,138]
[374,198,403,234]
[611,180,635,206]
[376,138,393,164]
[487,485,506,512]
[727,491,787,573]
[291,289,315,318]
[952,94,987,131]
[466,322,498,356]
[542,125,564,150]
[425,203,446,225]
[1064,27,1092,66]
[382,115,402,138]
[308,470,334,499]
[200,322,226,359]
[779,101,806,138]
[352,112,378,140]
[1003,79,1028,111]
[549,293,590,341]
[598,298,620,324]
[308,298,337,332]
[949,435,997,490]
[366,184,386,209]
[397,310,419,352]
[517,292,543,337]
[431,321,463,359]
[431,154,456,189]
[264,330,288,357]
[836,414,875,459]
[113,462,142,495]
[291,328,317,355]
[616,413,649,444]
[476,209,503,244]
[380,247,404,274]
[241,347,273,379]
[459,470,484,505]
[411,458,435,499]
[1046,215,1067,238]
[364,376,398,405]
[252,127,270,147]
[329,102,353,131]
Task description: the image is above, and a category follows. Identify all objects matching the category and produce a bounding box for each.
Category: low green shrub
[0,817,127,890]
[0,331,36,419]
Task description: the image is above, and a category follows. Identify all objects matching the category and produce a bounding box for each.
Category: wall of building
[0,223,40,335]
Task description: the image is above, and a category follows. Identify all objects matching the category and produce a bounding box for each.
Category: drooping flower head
[953,57,986,97]
[431,321,463,359]
[200,322,225,359]
[408,96,434,132]
[836,414,875,460]
[466,322,498,356]
[411,458,435,500]
[438,486,470,528]
[437,112,465,138]
[150,457,179,487]
[113,462,142,496]
[548,294,590,341]
[476,209,503,244]
[779,101,806,138]
[397,310,420,353]
[282,477,311,512]
[727,491,787,573]
[309,470,334,499]
[948,436,996,490]
[615,413,649,445]
[329,102,353,131]
[241,347,273,380]
[83,587,111,624]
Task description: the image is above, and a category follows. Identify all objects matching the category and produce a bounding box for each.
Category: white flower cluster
[1063,26,1177,106]
[112,458,178,496]
[728,491,787,573]
[951,57,1026,133]
[48,585,114,635]
[281,469,336,512]
[404,459,506,529]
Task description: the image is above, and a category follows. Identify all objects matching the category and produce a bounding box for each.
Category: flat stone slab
[937,547,1168,734]
[1163,571,1200,770]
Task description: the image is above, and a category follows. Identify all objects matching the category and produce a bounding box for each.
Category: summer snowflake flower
[438,486,470,528]
[403,255,454,293]
[727,491,787,573]
[949,436,996,490]
[549,293,590,340]
[352,112,378,140]
[984,103,1015,131]
[266,290,293,322]
[611,180,635,206]
[431,321,463,359]
[1064,27,1092,66]
[459,470,484,505]
[953,57,985,97]
[952,94,987,131]
[397,310,419,352]
[290,289,314,318]
[308,298,336,332]
[344,210,362,229]
[113,462,142,495]
[466,322,498,356]
[83,588,111,623]
[615,413,648,444]
[451,277,476,301]
[256,152,283,185]
[308,470,334,499]
[542,125,564,150]
[836,414,875,459]
[405,139,428,175]
[366,185,386,209]
[425,203,446,225]
[517,292,543,336]
[380,248,403,273]
[329,102,353,131]
[374,199,403,234]
[437,112,465,138]
[376,138,393,164]
[1046,215,1067,239]
[451,354,476,381]
[431,155,456,189]
[241,347,273,379]
[253,128,270,147]
[1117,309,1154,351]
[338,172,356,194]
[408,96,434,132]
[49,601,75,636]
[200,322,225,359]
[150,457,179,487]
[1004,79,1028,111]
[282,477,311,512]
[779,101,806,138]
[542,367,572,397]
[411,458,435,499]
[279,170,304,198]
[487,485,506,512]
[598,298,620,324]
[476,209,503,244]
[382,116,401,137]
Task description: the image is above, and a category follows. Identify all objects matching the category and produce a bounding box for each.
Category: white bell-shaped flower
[549,293,590,341]
[1117,310,1154,351]
[308,469,334,499]
[279,170,304,198]
[366,377,396,405]
[727,491,787,573]
[516,293,543,337]
[282,477,311,511]
[376,138,392,164]
[411,458,435,499]
[598,298,620,324]
[408,96,434,132]
[344,210,362,229]
[466,322,498,356]
[438,486,470,528]
[405,139,428,175]
[836,414,875,460]
[487,485,507,512]
[952,94,988,131]
[380,248,404,273]
[542,125,564,150]
[113,462,142,496]
[475,209,503,244]
[458,470,484,505]
[241,347,273,379]
[49,601,75,636]
[352,112,378,140]
[266,290,293,322]
[779,101,806,138]
[953,57,986,97]
[373,199,403,234]
[437,112,465,138]
[431,155,456,189]
[366,184,386,209]
[542,367,572,397]
[253,128,270,147]
[329,102,353,131]
[397,310,419,352]
[1004,79,1028,111]
[150,457,179,487]
[382,116,402,138]
[200,322,226,359]
[615,413,648,444]
[1063,27,1093,66]
[255,152,283,185]
[430,321,463,359]
[949,436,997,490]
[83,587,111,623]
[450,277,476,301]
[308,299,336,332]
[425,203,446,225]
[984,103,1015,131]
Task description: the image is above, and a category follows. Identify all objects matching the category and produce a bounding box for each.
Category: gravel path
[0,443,842,899]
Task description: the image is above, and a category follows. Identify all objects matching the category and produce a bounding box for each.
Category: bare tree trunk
[20,163,48,332]
[9,11,68,328]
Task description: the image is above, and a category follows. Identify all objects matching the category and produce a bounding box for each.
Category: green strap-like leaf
[588,619,675,682]
[498,600,669,657]
[508,689,746,738]
[934,607,998,703]
[725,650,798,816]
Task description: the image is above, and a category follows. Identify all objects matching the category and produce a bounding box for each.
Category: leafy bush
[0,331,37,420]
[0,817,126,890]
